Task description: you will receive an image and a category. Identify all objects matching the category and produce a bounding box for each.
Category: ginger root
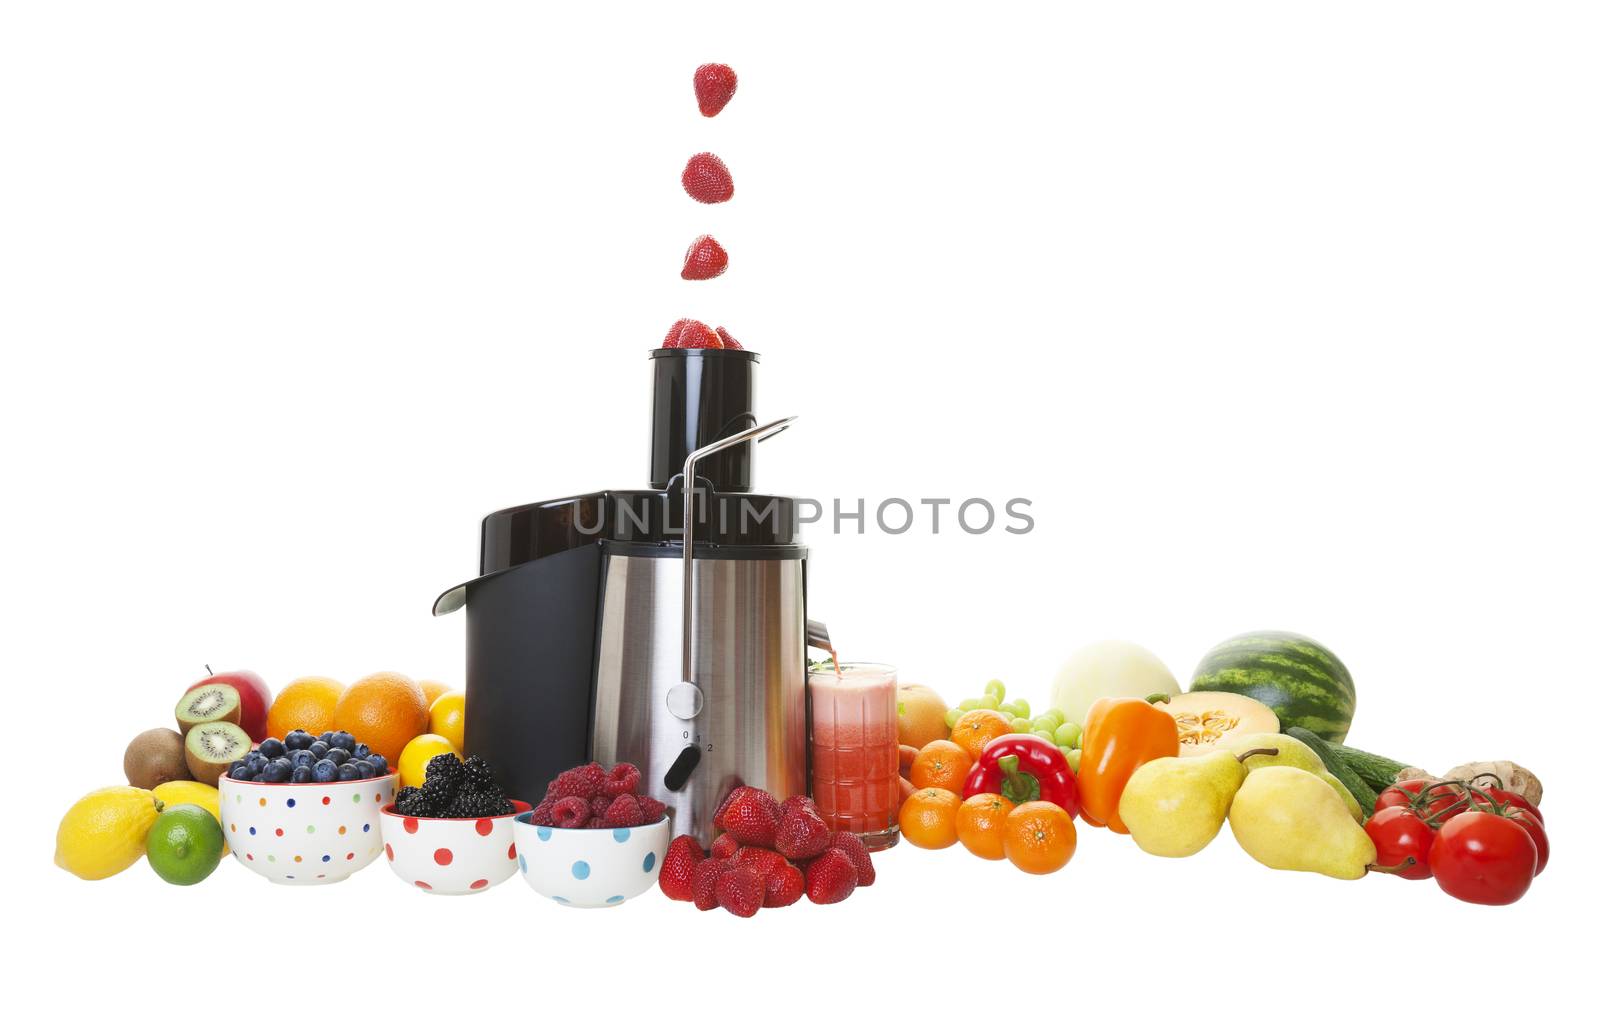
[1443,760,1543,806]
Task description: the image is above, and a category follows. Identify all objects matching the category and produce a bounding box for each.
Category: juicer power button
[666,682,703,720]
[663,744,701,792]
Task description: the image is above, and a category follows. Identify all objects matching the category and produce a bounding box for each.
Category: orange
[332,671,430,764]
[1002,801,1078,875]
[418,680,452,707]
[428,690,467,751]
[909,740,973,794]
[956,792,1016,860]
[896,683,951,749]
[265,676,344,739]
[949,709,1011,762]
[898,787,961,850]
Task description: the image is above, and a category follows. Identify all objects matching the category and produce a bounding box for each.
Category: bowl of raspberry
[512,761,672,908]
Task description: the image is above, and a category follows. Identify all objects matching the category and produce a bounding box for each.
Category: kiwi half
[125,727,192,788]
[175,683,242,735]
[185,721,250,785]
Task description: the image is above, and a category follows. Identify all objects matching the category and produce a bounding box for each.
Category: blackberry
[461,756,496,787]
[425,753,464,788]
[449,790,512,819]
[395,784,446,819]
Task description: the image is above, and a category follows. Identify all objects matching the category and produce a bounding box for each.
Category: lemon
[55,786,163,880]
[428,691,467,751]
[398,733,460,789]
[152,780,226,856]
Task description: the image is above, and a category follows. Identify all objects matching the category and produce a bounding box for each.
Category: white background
[4,1,1597,1016]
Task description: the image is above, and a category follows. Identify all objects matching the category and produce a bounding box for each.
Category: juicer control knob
[663,744,701,792]
[666,682,703,720]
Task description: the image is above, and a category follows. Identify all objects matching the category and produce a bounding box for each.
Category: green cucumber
[1287,727,1377,817]
[1323,742,1411,793]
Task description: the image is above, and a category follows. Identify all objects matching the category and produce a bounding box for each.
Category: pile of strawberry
[528,762,668,829]
[659,786,875,917]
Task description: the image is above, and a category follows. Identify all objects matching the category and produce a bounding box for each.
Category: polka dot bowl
[219,773,396,885]
[511,813,670,908]
[378,799,531,895]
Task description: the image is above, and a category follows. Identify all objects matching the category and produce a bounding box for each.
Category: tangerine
[265,676,344,739]
[333,671,429,764]
[949,709,1011,762]
[1002,800,1078,874]
[417,680,452,707]
[956,792,1016,860]
[898,787,961,849]
[909,740,973,794]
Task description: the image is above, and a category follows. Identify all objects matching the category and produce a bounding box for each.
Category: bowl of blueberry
[219,729,396,885]
[379,753,530,895]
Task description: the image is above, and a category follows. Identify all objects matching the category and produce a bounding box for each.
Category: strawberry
[658,834,705,901]
[774,800,830,859]
[661,318,692,349]
[710,832,741,859]
[693,63,738,117]
[764,862,805,908]
[714,326,742,350]
[804,847,858,905]
[728,845,788,885]
[719,787,780,848]
[681,235,729,281]
[778,794,817,820]
[829,831,875,887]
[676,320,723,349]
[692,857,728,911]
[682,152,734,204]
[715,867,764,918]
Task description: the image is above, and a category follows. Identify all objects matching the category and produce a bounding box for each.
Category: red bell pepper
[961,734,1080,818]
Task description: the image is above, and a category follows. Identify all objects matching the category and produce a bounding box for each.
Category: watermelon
[1189,631,1355,743]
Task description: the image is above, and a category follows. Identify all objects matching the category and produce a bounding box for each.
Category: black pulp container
[649,349,758,492]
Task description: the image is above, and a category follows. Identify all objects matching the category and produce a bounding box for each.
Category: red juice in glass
[809,662,900,849]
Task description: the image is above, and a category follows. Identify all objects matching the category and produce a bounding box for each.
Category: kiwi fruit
[124,727,192,788]
[184,721,250,785]
[175,683,241,735]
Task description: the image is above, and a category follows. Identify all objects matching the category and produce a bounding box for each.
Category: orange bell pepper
[1076,694,1180,833]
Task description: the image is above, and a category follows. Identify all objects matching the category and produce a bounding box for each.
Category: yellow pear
[1228,766,1376,879]
[1217,732,1363,821]
[1120,750,1246,857]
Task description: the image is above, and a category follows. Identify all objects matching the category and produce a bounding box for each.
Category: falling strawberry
[714,326,743,350]
[682,152,734,204]
[694,63,738,117]
[681,235,729,281]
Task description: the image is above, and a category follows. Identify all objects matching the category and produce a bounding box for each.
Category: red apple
[187,670,271,742]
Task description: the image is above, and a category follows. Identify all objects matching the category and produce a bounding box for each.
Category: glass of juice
[808,662,900,849]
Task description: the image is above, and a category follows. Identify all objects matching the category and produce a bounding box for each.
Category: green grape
[1054,722,1082,749]
[1011,719,1032,734]
[998,710,1015,722]
[945,708,964,728]
[1037,710,1065,729]
[1011,698,1031,719]
[978,695,999,711]
[984,679,1006,701]
[1065,748,1082,772]
[998,702,1019,717]
[957,698,982,712]
[1031,729,1056,742]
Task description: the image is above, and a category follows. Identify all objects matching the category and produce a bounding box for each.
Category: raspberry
[529,799,556,826]
[550,795,590,829]
[764,862,805,908]
[710,833,741,859]
[715,867,764,918]
[804,847,858,905]
[714,327,742,350]
[590,796,612,819]
[603,763,641,797]
[584,818,608,828]
[602,794,646,827]
[774,800,830,860]
[680,235,729,281]
[692,857,728,911]
[547,764,603,800]
[682,152,734,204]
[720,787,779,848]
[658,834,705,901]
[636,796,667,823]
[693,63,738,118]
[829,831,875,887]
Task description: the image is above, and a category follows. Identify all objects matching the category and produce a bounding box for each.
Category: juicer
[433,348,823,844]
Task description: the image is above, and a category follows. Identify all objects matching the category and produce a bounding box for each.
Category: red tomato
[1467,786,1543,826]
[1375,779,1473,825]
[1364,806,1434,880]
[1428,812,1538,906]
[1503,806,1549,876]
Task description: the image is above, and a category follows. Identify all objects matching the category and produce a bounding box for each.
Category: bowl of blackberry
[219,729,396,885]
[380,753,529,895]
[512,761,672,908]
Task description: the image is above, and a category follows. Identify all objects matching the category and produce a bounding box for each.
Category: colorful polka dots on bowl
[378,800,530,896]
[220,773,396,886]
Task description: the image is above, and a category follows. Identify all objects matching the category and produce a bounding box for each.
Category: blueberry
[352,760,376,780]
[229,763,252,780]
[284,730,313,751]
[248,771,266,783]
[317,731,335,745]
[336,763,359,782]
[353,743,371,759]
[330,732,357,752]
[308,741,329,758]
[323,747,350,766]
[289,749,316,769]
[258,738,287,759]
[365,754,388,775]
[245,750,268,769]
[261,758,293,783]
[311,759,339,783]
[291,765,314,783]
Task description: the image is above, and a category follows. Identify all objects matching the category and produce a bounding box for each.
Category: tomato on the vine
[1428,811,1538,906]
[1375,779,1471,824]
[1502,805,1549,876]
[1468,786,1544,826]
[1364,806,1434,879]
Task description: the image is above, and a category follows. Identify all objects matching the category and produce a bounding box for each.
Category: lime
[146,804,225,886]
